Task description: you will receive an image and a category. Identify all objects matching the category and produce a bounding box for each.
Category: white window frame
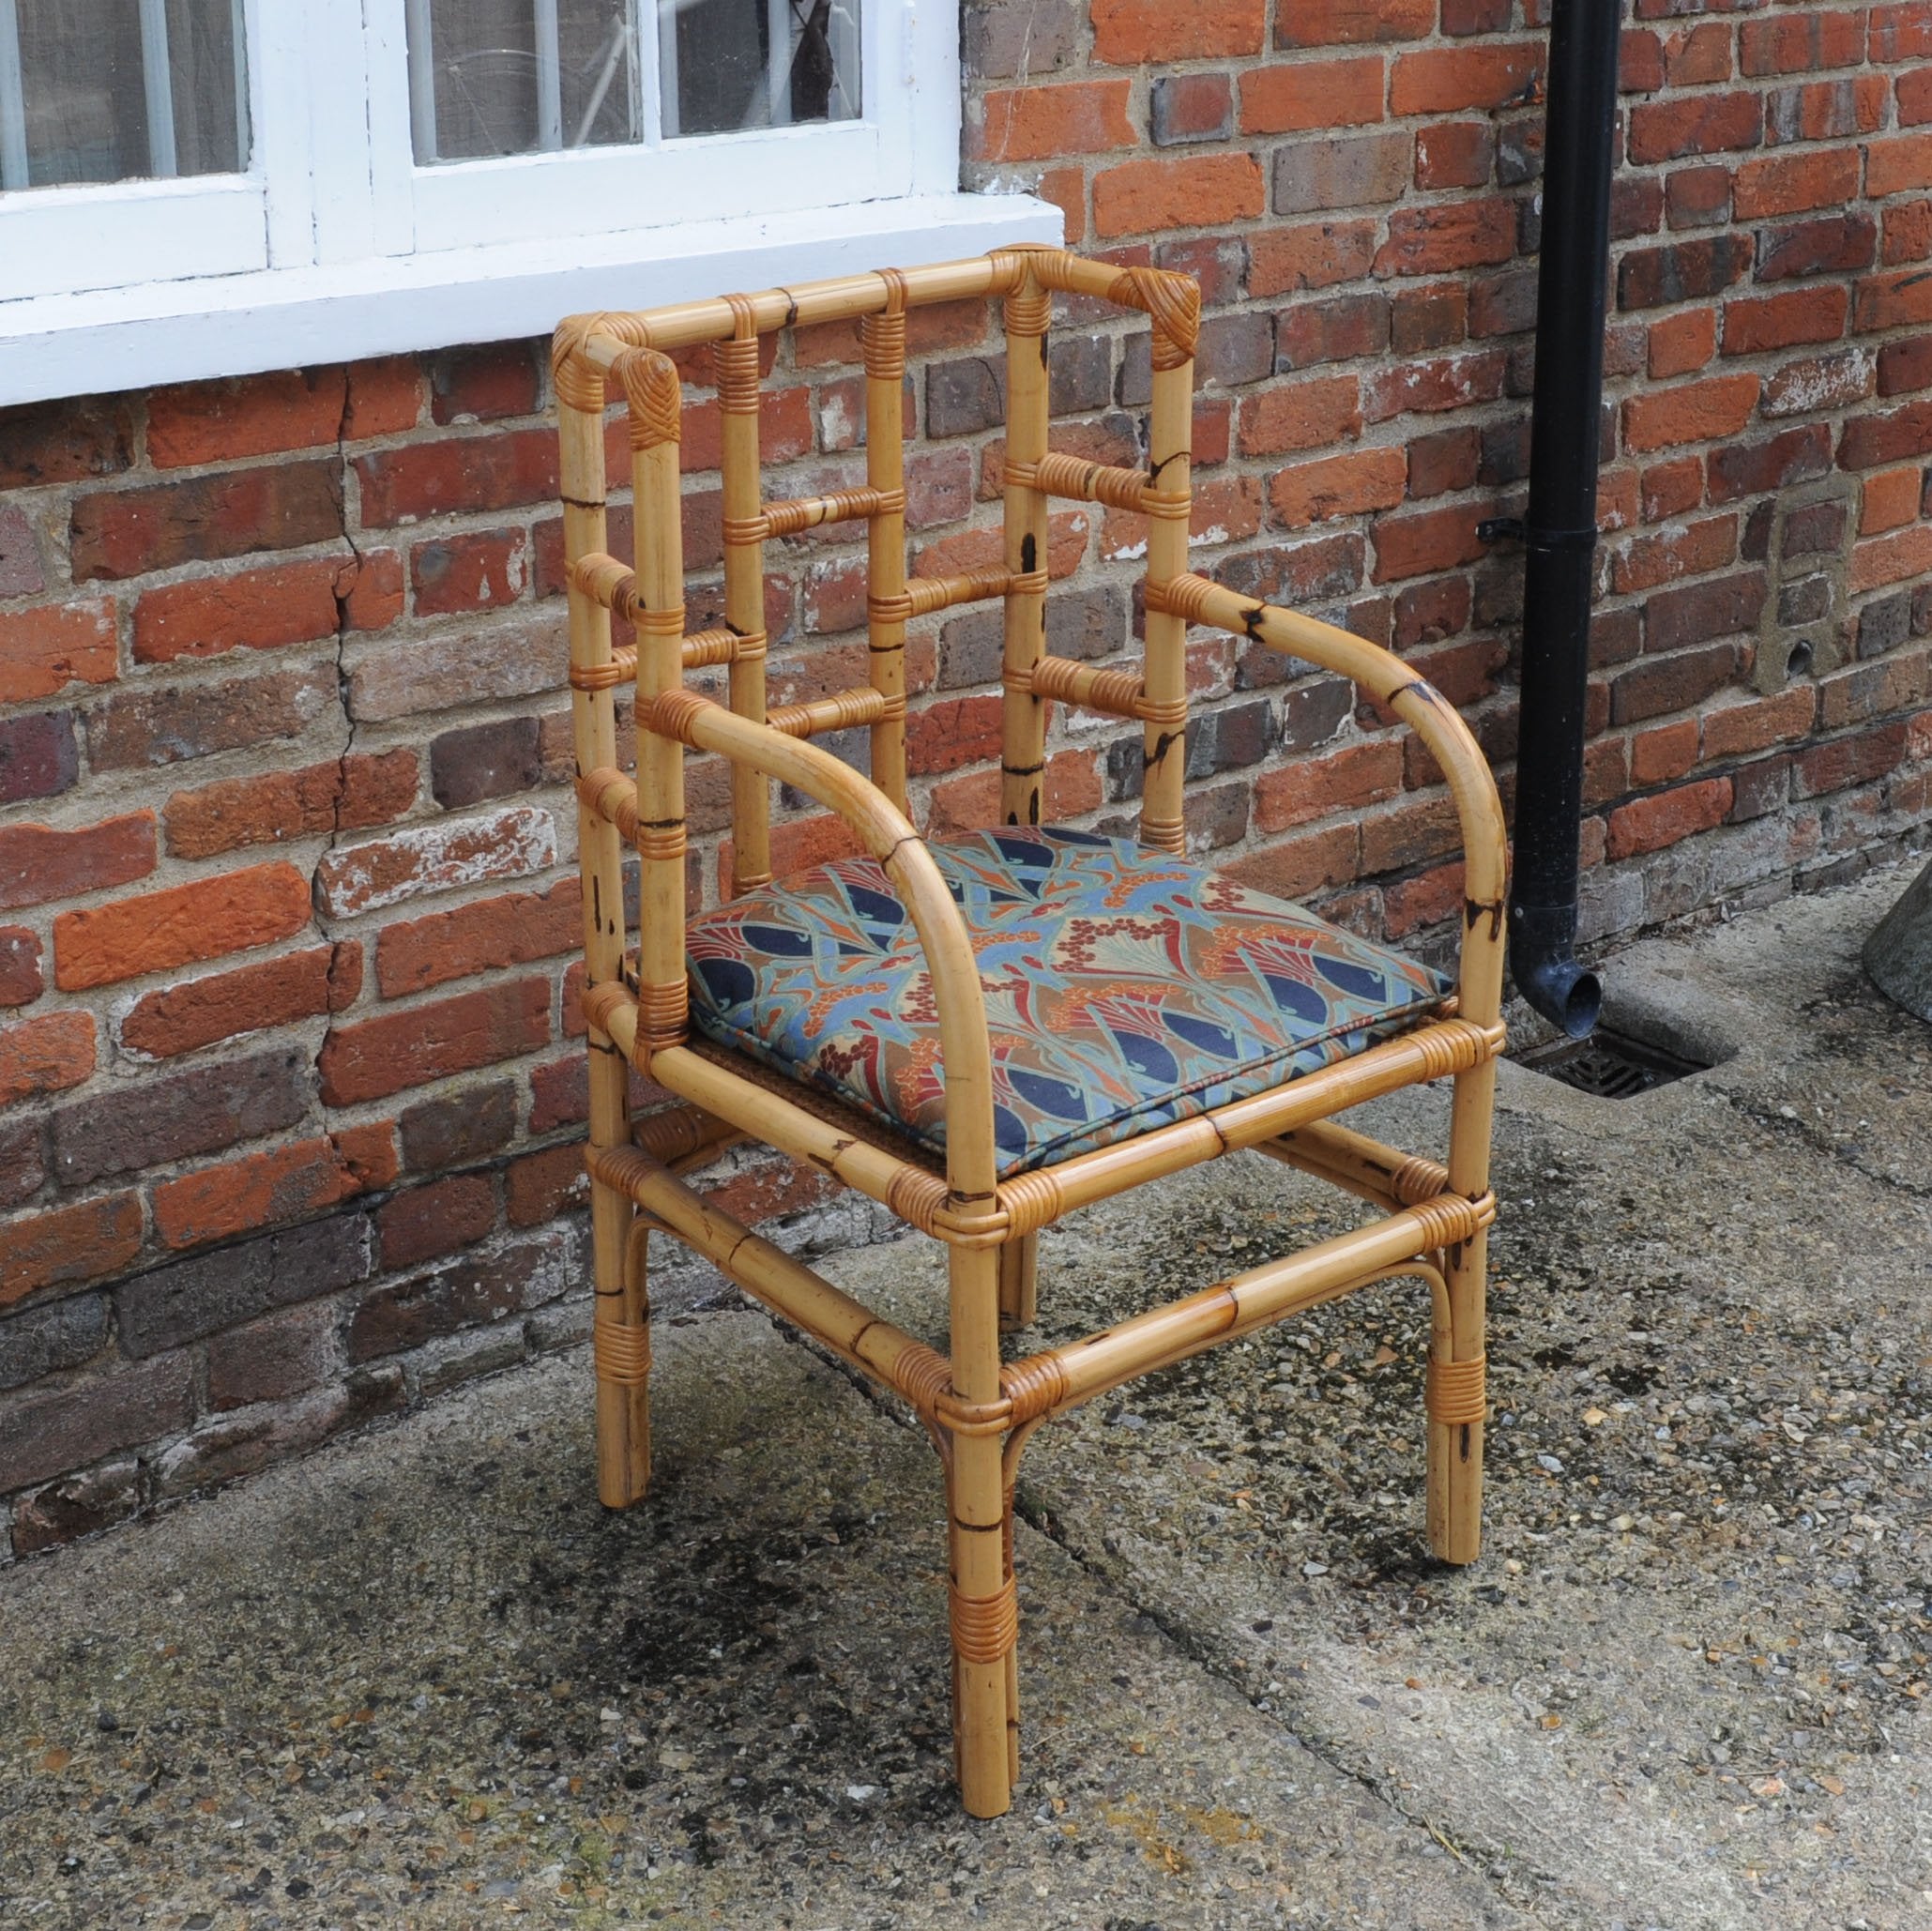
[0,0,297,302]
[0,0,1058,405]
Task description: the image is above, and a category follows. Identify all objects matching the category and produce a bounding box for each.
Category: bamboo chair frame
[553,246,1508,1820]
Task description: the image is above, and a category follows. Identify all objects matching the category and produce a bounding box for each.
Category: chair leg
[1426,1224,1487,1565]
[594,1208,652,1510]
[947,1431,1015,1817]
[1002,1473,1022,1786]
[996,1232,1037,1330]
[1428,1053,1494,1564]
[947,1243,1014,1817]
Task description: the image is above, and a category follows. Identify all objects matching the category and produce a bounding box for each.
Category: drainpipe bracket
[1523,523,1601,553]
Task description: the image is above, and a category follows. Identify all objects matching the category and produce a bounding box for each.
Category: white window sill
[0,190,1063,408]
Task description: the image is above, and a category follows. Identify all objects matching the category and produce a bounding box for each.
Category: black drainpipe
[1502,0,1621,1038]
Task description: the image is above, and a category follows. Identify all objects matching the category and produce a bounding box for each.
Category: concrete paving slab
[0,1313,1530,1930]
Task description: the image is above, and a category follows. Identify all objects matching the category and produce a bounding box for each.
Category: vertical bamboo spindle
[622,347,692,1053]
[992,257,1053,1338]
[1138,272,1198,856]
[861,270,909,813]
[1428,874,1504,1560]
[999,256,1052,831]
[605,347,691,1512]
[555,334,644,1509]
[718,306,772,893]
[948,1243,1014,1818]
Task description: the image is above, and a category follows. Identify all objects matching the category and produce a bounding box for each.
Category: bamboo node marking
[950,1576,1019,1664]
[1112,266,1201,370]
[615,348,682,448]
[1426,1351,1486,1426]
[594,1316,652,1389]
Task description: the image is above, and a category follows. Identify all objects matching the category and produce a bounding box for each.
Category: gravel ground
[2,860,1928,1930]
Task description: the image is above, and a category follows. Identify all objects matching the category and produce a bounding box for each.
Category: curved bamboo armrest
[1153,573,1509,1023]
[640,689,1002,1203]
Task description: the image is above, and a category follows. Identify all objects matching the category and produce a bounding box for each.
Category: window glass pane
[407,0,641,163]
[661,0,859,138]
[2,0,248,190]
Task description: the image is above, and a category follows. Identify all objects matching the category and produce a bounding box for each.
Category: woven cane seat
[685,826,1452,1178]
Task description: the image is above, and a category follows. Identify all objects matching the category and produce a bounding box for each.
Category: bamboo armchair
[552,246,1507,1820]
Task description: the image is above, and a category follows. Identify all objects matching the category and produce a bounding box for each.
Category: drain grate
[1514,1028,1710,1098]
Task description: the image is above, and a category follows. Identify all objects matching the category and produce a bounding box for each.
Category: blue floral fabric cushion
[685,827,1453,1178]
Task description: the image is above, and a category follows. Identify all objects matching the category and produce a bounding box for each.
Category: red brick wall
[3,0,1930,1550]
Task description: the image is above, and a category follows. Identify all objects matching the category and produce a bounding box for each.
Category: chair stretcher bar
[585,1134,1488,1442]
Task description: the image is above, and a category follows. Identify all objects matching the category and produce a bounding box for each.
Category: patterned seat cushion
[685,827,1453,1178]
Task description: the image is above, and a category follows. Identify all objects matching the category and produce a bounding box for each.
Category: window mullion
[654,0,677,140]
[573,6,631,148]
[263,0,388,267]
[767,0,791,129]
[231,0,250,163]
[535,0,563,150]
[0,0,30,190]
[138,0,180,178]
[404,0,436,162]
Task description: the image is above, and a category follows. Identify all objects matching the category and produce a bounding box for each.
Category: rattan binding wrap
[615,349,681,448]
[594,1316,652,1389]
[1426,1351,1487,1426]
[950,1577,1020,1665]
